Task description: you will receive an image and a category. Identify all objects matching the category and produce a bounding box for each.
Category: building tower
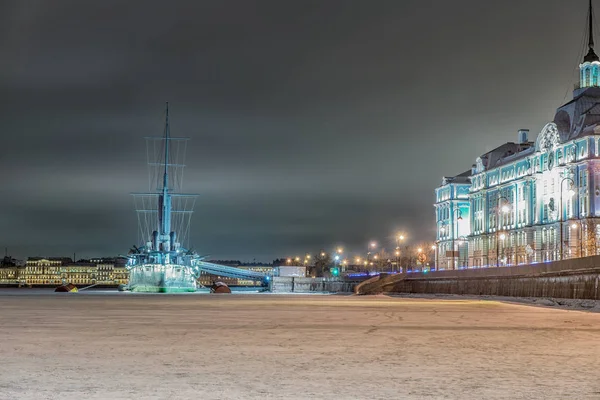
[580,0,600,89]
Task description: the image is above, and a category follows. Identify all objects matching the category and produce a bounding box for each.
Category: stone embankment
[355,256,600,300]
[271,277,355,293]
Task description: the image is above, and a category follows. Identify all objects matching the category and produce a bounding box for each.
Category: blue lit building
[434,171,471,269]
[435,2,600,269]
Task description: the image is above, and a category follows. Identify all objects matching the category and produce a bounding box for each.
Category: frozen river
[1,291,599,399]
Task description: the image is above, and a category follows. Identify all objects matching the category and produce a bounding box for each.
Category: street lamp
[303,253,311,269]
[498,233,506,266]
[451,207,463,270]
[457,238,467,268]
[559,176,576,260]
[367,241,376,266]
[416,247,423,272]
[496,195,510,267]
[396,234,405,273]
[569,222,582,258]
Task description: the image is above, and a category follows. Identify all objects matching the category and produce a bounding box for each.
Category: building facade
[434,171,471,269]
[435,4,600,269]
[0,257,128,286]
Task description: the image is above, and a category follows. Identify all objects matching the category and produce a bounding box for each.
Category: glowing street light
[395,234,406,273]
[417,248,423,253]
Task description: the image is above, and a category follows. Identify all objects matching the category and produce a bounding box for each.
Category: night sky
[0,1,594,261]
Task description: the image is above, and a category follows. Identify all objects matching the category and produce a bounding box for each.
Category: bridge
[198,261,270,286]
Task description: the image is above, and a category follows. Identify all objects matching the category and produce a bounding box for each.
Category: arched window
[586,67,591,86]
[593,66,599,86]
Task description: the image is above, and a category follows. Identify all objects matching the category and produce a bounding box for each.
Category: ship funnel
[152,231,159,251]
[170,232,177,251]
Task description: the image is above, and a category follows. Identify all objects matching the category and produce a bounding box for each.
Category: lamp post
[559,176,575,260]
[335,248,343,272]
[569,222,582,258]
[458,237,468,268]
[496,195,510,267]
[452,207,463,270]
[367,241,376,269]
[396,235,405,272]
[498,233,506,265]
[439,226,446,270]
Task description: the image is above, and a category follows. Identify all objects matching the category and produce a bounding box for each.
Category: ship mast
[161,102,172,239]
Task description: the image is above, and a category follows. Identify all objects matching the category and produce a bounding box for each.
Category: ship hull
[128,264,197,293]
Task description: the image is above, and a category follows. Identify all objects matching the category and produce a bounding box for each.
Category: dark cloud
[0,0,592,260]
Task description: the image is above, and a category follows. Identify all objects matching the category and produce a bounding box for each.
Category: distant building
[0,257,129,286]
[435,4,600,268]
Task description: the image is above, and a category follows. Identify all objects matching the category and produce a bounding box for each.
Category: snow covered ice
[1,291,599,399]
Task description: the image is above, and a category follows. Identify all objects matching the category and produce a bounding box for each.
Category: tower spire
[585,0,599,62]
[590,0,595,48]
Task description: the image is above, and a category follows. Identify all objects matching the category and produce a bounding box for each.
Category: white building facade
[435,3,600,269]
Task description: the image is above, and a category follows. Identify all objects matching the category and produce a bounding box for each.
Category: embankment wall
[271,277,355,293]
[385,256,600,299]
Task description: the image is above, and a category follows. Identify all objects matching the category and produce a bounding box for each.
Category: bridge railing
[198,261,268,282]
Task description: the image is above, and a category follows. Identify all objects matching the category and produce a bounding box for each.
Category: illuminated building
[0,266,18,284]
[434,171,471,269]
[22,257,71,285]
[0,257,129,286]
[435,1,600,268]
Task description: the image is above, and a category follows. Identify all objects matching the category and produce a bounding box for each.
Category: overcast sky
[0,0,594,261]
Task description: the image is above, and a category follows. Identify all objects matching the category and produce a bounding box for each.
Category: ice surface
[1,291,600,399]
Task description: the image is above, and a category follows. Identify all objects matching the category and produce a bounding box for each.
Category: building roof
[477,142,534,171]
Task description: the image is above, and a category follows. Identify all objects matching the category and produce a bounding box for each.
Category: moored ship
[125,104,201,292]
